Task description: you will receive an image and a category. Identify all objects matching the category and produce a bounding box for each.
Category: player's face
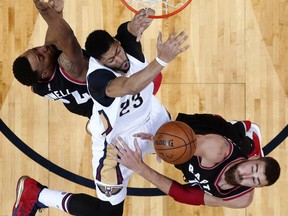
[22,45,58,80]
[99,41,130,73]
[225,160,268,188]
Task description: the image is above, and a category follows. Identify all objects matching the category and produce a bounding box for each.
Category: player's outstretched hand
[33,0,49,11]
[110,136,143,172]
[48,0,64,13]
[128,8,155,42]
[157,31,190,63]
[34,0,64,14]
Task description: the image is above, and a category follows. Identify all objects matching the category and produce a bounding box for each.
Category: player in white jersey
[88,71,169,205]
[11,8,189,216]
[85,8,190,210]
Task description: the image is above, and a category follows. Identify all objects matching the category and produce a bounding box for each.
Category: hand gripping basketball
[153,121,197,164]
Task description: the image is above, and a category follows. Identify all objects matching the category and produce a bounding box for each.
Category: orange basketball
[153,121,197,165]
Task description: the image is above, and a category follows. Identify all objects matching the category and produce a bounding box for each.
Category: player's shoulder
[247,123,264,158]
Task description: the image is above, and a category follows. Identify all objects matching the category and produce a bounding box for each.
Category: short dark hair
[260,157,281,186]
[85,30,115,60]
[12,56,38,86]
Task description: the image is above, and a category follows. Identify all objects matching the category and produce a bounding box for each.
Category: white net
[122,0,191,18]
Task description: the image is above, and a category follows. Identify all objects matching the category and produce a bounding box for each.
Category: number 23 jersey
[86,54,155,138]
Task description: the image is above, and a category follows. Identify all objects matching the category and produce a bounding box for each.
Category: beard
[109,60,130,74]
[224,162,244,186]
[119,60,130,72]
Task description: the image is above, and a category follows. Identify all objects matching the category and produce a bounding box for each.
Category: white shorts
[90,102,171,205]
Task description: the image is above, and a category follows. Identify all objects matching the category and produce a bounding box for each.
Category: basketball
[153,121,197,165]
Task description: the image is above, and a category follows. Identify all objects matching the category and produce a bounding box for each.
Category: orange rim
[120,0,192,19]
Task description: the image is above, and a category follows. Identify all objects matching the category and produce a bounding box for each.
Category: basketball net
[120,0,192,19]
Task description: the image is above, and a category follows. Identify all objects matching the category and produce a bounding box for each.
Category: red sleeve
[153,72,162,95]
[168,181,205,205]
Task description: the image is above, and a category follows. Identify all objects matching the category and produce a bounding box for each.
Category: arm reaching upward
[127,8,155,42]
[106,31,190,97]
[44,0,64,43]
[33,0,86,81]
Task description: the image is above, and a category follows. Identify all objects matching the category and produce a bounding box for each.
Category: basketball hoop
[120,0,192,19]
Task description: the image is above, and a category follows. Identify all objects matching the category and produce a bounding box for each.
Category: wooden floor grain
[0,0,287,215]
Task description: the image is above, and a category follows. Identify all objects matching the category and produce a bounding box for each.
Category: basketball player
[11,7,190,216]
[83,7,189,214]
[12,0,162,118]
[12,0,93,118]
[110,113,281,208]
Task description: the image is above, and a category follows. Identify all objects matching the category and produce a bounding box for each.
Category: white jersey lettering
[188,164,212,194]
[71,91,91,104]
[44,89,90,105]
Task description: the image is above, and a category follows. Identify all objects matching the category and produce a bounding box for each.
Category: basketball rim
[120,0,192,19]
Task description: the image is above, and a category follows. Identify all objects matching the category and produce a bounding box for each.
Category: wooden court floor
[0,0,287,215]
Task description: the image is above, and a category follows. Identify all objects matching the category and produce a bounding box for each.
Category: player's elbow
[236,197,253,208]
[224,193,254,208]
[236,191,254,208]
[229,200,252,209]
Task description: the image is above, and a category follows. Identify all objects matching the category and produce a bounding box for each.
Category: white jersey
[87,54,154,140]
[86,54,171,205]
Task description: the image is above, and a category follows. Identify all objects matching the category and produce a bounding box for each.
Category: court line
[0,118,286,196]
[0,118,165,196]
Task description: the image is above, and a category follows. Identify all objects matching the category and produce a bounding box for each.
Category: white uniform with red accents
[87,55,171,205]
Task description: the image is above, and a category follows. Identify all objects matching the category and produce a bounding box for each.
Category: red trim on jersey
[242,120,252,131]
[59,66,87,85]
[214,114,224,119]
[153,72,162,95]
[195,137,253,201]
[214,157,254,200]
[222,188,254,201]
[37,68,56,83]
[247,132,263,158]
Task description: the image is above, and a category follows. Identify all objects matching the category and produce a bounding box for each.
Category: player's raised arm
[105,31,190,97]
[33,0,85,80]
[127,8,155,42]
